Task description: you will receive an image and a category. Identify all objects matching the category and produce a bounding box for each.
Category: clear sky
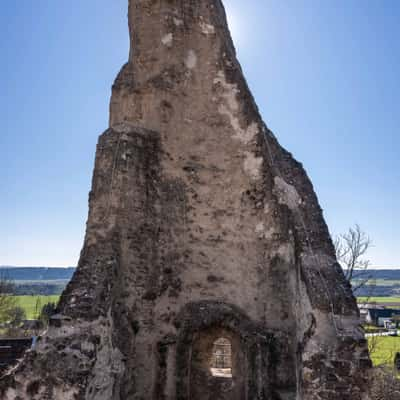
[0,1,399,267]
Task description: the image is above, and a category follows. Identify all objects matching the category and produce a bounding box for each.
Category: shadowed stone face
[0,1,371,399]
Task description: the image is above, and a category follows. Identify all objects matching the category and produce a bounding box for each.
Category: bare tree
[368,334,380,358]
[39,302,57,326]
[0,274,17,323]
[34,297,42,320]
[334,224,373,295]
[5,306,27,338]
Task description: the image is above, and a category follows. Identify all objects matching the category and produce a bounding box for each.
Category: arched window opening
[210,337,232,378]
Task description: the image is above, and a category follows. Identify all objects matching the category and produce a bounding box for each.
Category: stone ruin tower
[1,1,371,399]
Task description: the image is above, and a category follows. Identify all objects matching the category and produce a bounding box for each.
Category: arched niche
[190,327,243,400]
[210,337,232,377]
[174,301,284,400]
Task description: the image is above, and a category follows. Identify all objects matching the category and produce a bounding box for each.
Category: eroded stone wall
[0,1,371,399]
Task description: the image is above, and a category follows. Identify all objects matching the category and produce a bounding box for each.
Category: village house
[0,338,33,373]
[365,308,400,327]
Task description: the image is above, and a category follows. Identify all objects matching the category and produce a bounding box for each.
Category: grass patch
[358,297,400,303]
[14,295,60,319]
[368,336,400,367]
[364,324,386,334]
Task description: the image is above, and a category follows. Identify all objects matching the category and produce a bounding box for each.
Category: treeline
[0,267,75,281]
[366,269,400,280]
[13,282,68,296]
[356,285,400,297]
[351,269,400,297]
[0,268,75,296]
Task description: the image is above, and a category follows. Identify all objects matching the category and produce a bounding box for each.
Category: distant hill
[366,269,400,279]
[351,269,400,297]
[1,267,397,281]
[0,267,75,281]
[0,266,398,296]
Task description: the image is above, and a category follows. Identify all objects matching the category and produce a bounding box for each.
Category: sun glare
[225,7,242,46]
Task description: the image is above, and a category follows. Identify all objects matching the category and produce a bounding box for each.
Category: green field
[368,336,400,366]
[14,295,60,319]
[358,297,400,303]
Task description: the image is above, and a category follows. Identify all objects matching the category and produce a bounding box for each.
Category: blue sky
[0,1,399,267]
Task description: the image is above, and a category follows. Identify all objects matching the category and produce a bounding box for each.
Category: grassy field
[368,336,400,366]
[14,295,60,319]
[358,297,400,303]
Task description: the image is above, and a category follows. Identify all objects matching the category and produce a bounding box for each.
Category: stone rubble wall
[0,1,371,399]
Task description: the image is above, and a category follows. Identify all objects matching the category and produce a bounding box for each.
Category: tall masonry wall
[0,1,370,399]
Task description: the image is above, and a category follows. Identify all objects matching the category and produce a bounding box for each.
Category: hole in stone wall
[210,337,232,378]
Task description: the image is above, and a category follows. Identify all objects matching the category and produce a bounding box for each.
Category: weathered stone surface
[1,1,370,399]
